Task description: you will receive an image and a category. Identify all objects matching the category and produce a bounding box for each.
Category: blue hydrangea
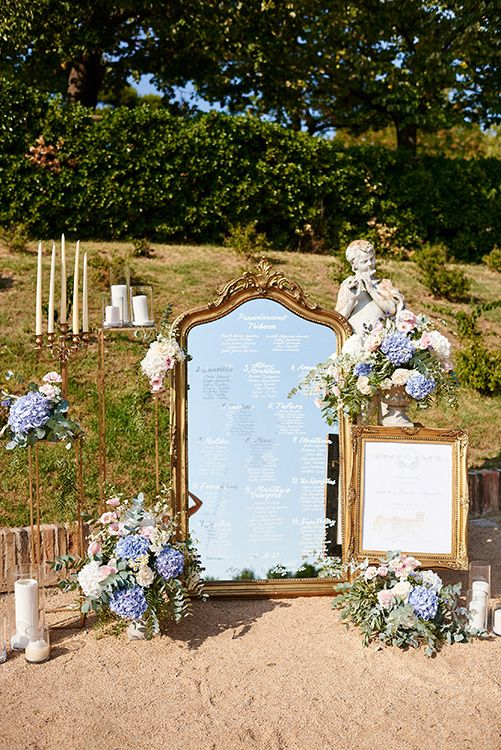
[155,545,185,580]
[116,534,150,560]
[408,585,439,621]
[380,333,415,365]
[405,373,436,400]
[353,362,373,377]
[109,585,148,620]
[7,391,52,434]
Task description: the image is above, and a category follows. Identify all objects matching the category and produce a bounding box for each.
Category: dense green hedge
[0,86,499,259]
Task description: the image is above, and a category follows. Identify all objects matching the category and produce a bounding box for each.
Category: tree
[193,0,500,152]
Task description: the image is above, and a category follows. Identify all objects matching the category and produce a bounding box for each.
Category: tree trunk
[396,123,418,154]
[67,53,105,108]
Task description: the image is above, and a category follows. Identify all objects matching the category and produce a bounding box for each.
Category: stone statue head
[345,240,376,274]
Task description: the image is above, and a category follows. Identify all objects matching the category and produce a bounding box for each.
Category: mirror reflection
[186,298,340,581]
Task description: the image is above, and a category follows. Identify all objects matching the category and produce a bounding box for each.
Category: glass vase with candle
[130,285,154,327]
[24,620,50,664]
[467,588,488,631]
[7,563,45,650]
[469,560,491,597]
[492,599,501,636]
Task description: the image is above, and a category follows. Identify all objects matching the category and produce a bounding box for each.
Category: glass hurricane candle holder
[130,285,154,327]
[0,616,7,663]
[469,560,491,597]
[7,563,46,651]
[492,599,501,636]
[467,588,488,631]
[24,621,50,664]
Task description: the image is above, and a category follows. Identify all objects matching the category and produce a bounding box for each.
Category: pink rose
[97,564,117,581]
[42,371,62,383]
[364,566,378,581]
[99,511,116,524]
[417,332,433,350]
[150,376,164,393]
[108,522,120,536]
[106,497,120,507]
[376,565,388,577]
[377,589,395,609]
[164,356,174,370]
[443,359,454,372]
[139,525,155,539]
[396,309,417,333]
[38,383,59,400]
[87,541,102,556]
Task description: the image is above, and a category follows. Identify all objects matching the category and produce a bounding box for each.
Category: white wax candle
[25,639,50,663]
[82,252,88,333]
[472,580,490,596]
[48,241,56,334]
[35,242,43,336]
[12,578,38,649]
[493,608,501,636]
[469,598,487,630]
[72,240,80,334]
[132,295,149,325]
[111,284,129,323]
[105,306,121,326]
[60,234,67,325]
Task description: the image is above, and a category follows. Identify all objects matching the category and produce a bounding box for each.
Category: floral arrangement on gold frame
[345,425,469,570]
[169,260,353,595]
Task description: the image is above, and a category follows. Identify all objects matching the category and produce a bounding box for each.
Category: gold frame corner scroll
[345,425,469,570]
[169,259,353,595]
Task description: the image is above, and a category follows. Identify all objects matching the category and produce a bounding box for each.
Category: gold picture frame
[170,260,352,595]
[345,425,469,569]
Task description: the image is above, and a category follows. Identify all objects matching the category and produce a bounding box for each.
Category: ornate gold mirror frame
[170,260,352,595]
[345,425,469,569]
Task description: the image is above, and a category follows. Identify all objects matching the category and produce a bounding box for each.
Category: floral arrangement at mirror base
[52,490,206,640]
[333,552,487,657]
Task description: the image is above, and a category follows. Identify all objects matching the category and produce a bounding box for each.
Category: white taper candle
[35,242,43,336]
[48,241,56,334]
[82,251,88,333]
[60,234,67,325]
[72,240,80,335]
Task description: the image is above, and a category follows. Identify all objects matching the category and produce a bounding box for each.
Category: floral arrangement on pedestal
[291,309,458,424]
[333,552,483,656]
[55,492,205,639]
[140,329,186,393]
[0,371,83,450]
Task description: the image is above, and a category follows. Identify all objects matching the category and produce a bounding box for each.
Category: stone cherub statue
[335,239,405,334]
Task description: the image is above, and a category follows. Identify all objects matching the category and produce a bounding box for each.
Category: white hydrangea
[428,330,451,361]
[342,334,364,358]
[77,560,103,598]
[418,570,443,592]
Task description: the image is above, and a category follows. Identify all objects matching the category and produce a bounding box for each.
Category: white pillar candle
[60,234,67,325]
[472,580,490,596]
[35,242,43,336]
[48,241,56,334]
[132,295,149,325]
[111,284,129,323]
[11,578,38,650]
[105,305,121,326]
[493,608,501,636]
[82,252,89,333]
[25,639,50,663]
[72,240,80,335]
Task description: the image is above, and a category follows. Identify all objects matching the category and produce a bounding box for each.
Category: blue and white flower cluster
[333,551,481,656]
[73,492,205,638]
[292,308,458,423]
[1,371,82,450]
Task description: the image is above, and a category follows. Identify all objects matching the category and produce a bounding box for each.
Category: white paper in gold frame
[346,426,469,570]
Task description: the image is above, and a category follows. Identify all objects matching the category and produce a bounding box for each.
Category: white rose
[356,376,372,395]
[380,378,393,390]
[391,368,412,386]
[39,383,59,400]
[396,309,417,333]
[77,560,103,598]
[137,565,155,587]
[391,580,412,601]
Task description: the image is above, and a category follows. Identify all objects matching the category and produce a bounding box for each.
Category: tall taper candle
[60,234,67,325]
[35,242,43,336]
[72,240,80,335]
[48,241,56,334]
[82,251,88,333]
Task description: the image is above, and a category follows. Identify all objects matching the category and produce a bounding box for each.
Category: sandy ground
[0,519,500,750]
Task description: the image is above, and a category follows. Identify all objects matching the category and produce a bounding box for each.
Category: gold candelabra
[35,323,96,399]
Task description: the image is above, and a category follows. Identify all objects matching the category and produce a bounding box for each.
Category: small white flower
[380,378,393,390]
[342,334,364,357]
[39,383,60,400]
[137,565,155,587]
[364,566,378,580]
[356,376,372,395]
